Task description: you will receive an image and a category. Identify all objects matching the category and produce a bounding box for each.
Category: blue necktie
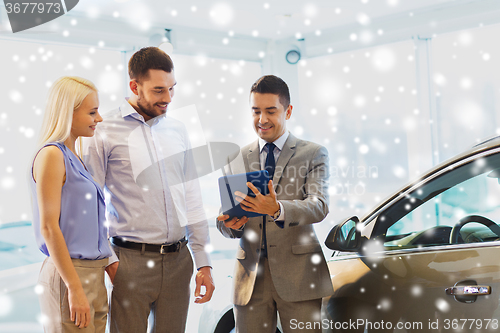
[264,142,276,179]
[262,142,276,257]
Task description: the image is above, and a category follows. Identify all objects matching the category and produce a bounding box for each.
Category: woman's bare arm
[34,146,90,328]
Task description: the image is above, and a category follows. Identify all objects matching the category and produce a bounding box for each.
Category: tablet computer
[218,170,270,219]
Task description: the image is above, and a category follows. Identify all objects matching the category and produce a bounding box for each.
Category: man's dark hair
[250,75,290,108]
[128,47,174,81]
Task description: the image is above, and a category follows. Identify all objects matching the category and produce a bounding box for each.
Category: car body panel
[326,245,500,332]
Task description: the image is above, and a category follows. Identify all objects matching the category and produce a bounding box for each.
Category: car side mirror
[325,216,362,251]
[487,168,500,184]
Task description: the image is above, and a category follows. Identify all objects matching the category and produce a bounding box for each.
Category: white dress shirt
[258,131,289,222]
[82,99,210,268]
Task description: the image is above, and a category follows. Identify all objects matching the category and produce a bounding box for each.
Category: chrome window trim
[362,147,500,226]
[329,240,500,262]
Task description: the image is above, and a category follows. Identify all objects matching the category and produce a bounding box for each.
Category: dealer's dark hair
[250,75,290,108]
[128,47,174,82]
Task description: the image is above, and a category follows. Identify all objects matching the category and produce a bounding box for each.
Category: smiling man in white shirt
[83,47,214,333]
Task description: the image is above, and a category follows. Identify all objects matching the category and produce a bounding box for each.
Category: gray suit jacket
[217,133,334,306]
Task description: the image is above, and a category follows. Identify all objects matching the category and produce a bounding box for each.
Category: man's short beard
[137,92,166,119]
[137,97,164,120]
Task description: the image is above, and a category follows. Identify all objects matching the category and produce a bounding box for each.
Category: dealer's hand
[217,214,249,230]
[235,180,280,216]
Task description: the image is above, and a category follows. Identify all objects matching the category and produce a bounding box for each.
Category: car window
[373,152,500,250]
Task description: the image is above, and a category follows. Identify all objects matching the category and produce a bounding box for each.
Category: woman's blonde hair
[38,76,98,147]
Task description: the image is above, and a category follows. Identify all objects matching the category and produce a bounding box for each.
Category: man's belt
[110,236,187,254]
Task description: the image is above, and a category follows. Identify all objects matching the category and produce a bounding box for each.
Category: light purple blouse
[30,142,112,260]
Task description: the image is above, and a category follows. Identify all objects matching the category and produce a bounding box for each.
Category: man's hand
[105,261,119,284]
[235,180,280,216]
[194,266,215,304]
[217,214,249,230]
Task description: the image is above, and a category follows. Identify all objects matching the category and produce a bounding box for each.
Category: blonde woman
[30,76,112,332]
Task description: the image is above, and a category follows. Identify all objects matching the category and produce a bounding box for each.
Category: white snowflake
[435,298,450,312]
[0,294,13,316]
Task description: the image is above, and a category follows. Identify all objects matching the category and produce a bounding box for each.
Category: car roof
[360,135,500,222]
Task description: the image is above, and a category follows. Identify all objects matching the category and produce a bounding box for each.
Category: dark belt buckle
[160,241,180,254]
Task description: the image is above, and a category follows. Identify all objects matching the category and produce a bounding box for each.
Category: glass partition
[297,40,421,228]
[432,23,500,161]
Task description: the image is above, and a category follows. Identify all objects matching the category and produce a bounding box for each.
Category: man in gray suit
[217,75,333,333]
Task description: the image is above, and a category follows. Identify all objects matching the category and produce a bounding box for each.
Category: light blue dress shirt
[30,142,112,260]
[82,99,210,269]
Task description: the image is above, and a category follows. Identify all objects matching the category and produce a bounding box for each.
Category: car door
[326,150,500,332]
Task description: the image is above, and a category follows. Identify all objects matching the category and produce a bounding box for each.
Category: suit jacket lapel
[246,140,260,173]
[273,133,297,191]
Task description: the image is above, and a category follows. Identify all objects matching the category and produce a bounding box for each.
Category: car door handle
[445,285,491,296]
